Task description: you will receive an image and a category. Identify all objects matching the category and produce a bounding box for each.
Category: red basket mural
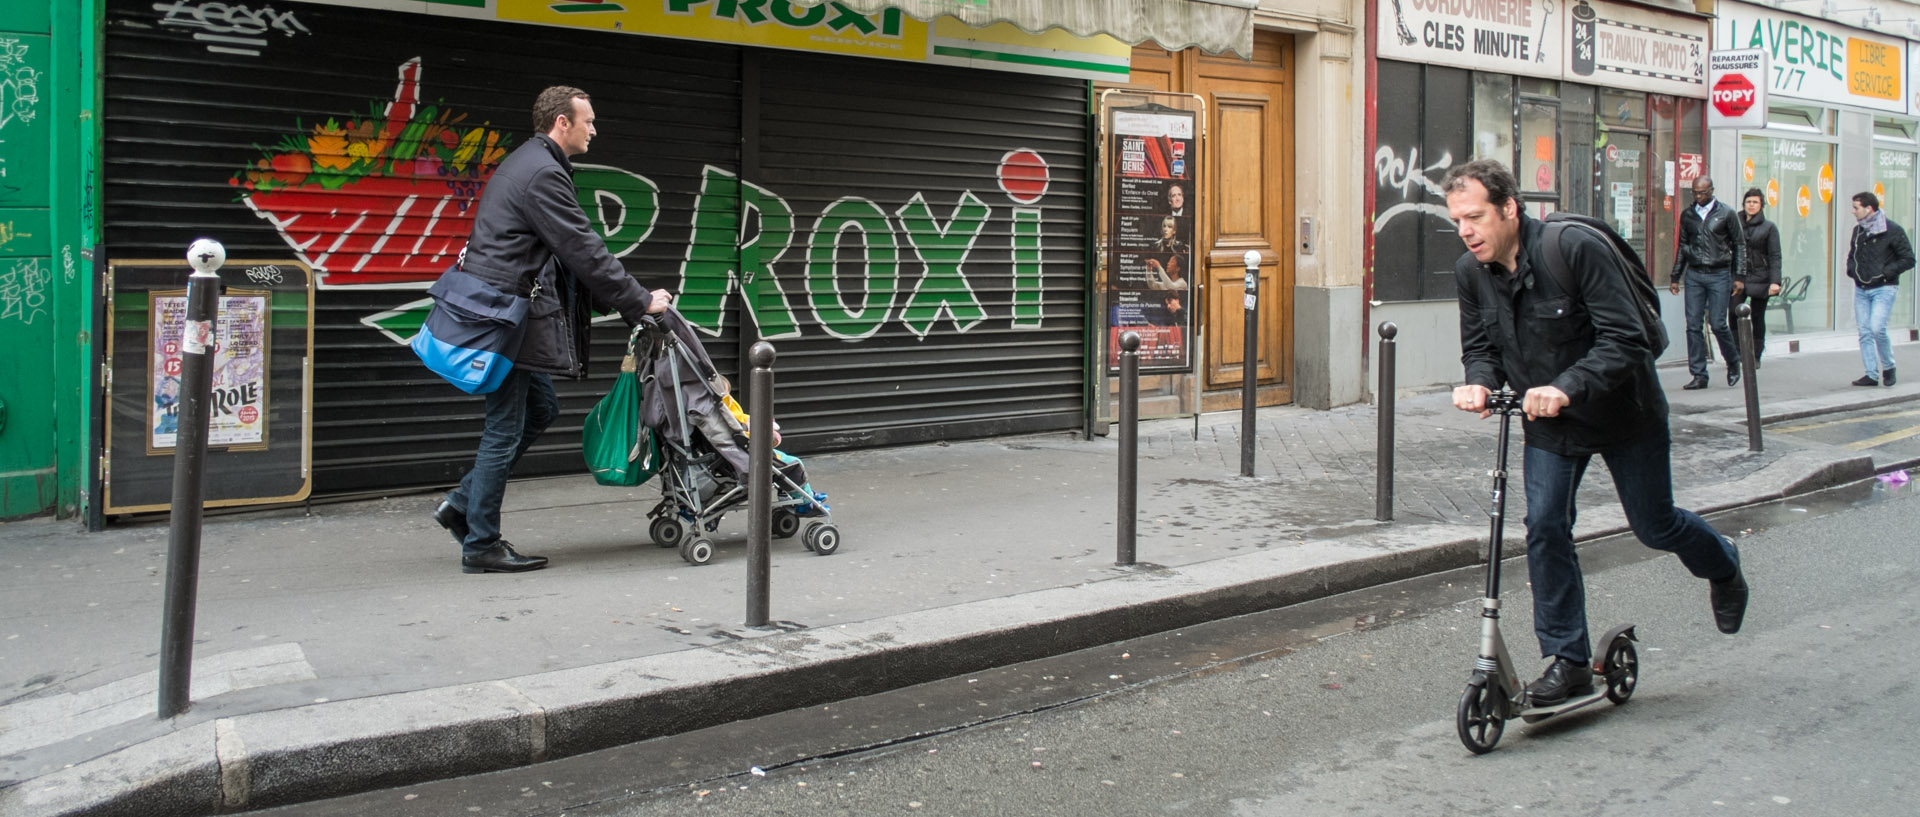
[232,58,509,287]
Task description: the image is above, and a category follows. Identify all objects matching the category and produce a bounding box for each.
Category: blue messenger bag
[410,264,534,394]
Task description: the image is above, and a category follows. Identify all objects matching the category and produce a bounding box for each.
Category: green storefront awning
[789,0,1259,58]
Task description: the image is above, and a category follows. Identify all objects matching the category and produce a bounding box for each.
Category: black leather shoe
[1526,657,1595,707]
[1884,368,1898,387]
[1853,375,1881,387]
[1727,369,1741,388]
[1711,568,1749,634]
[432,500,470,544]
[1682,376,1709,390]
[462,542,549,574]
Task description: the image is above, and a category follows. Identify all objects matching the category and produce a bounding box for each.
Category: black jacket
[1738,212,1782,289]
[459,133,656,377]
[1457,214,1667,456]
[1846,215,1915,290]
[1671,199,1744,282]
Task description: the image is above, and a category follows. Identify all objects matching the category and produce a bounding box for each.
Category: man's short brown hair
[532,86,588,133]
[1440,159,1520,210]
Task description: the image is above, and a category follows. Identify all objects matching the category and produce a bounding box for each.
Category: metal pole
[1735,303,1762,452]
[1117,331,1140,566]
[159,239,224,719]
[1376,322,1398,522]
[1240,251,1260,477]
[746,342,776,627]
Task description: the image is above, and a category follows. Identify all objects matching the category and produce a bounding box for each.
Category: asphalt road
[251,478,1920,817]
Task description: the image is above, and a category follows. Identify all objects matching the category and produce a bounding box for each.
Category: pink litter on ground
[1877,470,1910,485]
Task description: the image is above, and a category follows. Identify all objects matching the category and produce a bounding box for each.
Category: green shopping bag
[583,329,661,487]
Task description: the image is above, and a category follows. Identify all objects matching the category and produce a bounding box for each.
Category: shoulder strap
[1540,222,1580,300]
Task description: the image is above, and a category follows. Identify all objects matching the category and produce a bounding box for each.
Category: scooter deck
[1518,687,1610,723]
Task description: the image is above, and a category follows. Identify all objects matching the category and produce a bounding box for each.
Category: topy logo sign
[1708,49,1768,129]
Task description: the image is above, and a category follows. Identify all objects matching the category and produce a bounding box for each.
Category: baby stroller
[635,310,839,565]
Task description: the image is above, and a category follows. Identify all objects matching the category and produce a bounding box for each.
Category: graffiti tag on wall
[1372,144,1455,235]
[154,1,312,57]
[1,257,49,324]
[0,37,39,131]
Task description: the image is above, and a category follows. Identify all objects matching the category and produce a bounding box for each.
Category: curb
[0,447,1876,817]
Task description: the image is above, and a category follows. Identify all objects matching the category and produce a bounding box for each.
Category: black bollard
[1241,251,1260,477]
[159,240,224,719]
[1376,322,1398,522]
[746,342,776,627]
[1117,331,1140,566]
[1735,304,1762,452]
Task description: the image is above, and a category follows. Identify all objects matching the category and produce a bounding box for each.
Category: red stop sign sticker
[1713,74,1757,118]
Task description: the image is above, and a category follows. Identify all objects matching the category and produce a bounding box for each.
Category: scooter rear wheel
[1603,634,1639,704]
[1457,679,1506,754]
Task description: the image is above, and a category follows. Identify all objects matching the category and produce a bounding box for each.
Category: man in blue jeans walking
[1444,159,1749,706]
[1670,176,1745,390]
[432,86,672,573]
[1844,191,1912,388]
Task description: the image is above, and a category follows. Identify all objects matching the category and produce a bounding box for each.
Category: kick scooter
[1455,388,1639,754]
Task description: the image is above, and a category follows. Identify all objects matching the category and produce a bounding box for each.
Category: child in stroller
[636,311,839,565]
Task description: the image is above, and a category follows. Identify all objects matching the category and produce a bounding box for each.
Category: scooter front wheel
[1457,679,1507,754]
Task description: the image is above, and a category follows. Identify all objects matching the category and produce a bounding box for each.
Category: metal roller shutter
[749,51,1089,451]
[102,0,1087,497]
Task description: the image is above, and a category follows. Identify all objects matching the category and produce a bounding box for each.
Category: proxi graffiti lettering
[154,1,312,57]
[0,37,40,130]
[676,165,1045,342]
[1,257,49,324]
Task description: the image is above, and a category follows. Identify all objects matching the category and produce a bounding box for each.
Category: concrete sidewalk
[3,344,1915,817]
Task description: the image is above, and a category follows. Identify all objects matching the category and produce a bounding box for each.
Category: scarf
[1860,209,1890,236]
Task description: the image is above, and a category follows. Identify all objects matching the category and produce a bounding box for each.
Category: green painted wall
[0,0,96,519]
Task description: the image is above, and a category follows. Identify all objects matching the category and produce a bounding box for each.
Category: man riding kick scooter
[1444,160,1749,706]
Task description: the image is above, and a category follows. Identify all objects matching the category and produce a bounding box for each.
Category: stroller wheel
[650,517,684,549]
[680,537,716,566]
[772,509,801,540]
[804,523,841,556]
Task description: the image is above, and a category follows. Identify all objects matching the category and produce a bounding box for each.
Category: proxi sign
[1708,49,1767,128]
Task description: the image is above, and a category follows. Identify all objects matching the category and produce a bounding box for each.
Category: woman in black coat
[1734,187,1783,366]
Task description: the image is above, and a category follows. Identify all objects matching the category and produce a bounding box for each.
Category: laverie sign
[1714,1,1905,114]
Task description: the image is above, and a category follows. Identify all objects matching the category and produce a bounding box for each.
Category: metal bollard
[1117,331,1140,566]
[1735,304,1762,452]
[159,239,224,719]
[1376,322,1398,522]
[1241,251,1260,477]
[745,342,776,627]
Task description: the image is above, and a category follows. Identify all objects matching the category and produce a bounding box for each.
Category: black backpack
[1540,212,1669,356]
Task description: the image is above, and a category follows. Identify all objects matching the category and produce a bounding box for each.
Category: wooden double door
[1121,30,1297,406]
[1120,31,1294,406]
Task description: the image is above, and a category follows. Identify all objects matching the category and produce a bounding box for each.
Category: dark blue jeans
[1684,268,1739,379]
[1521,424,1740,664]
[445,368,557,558]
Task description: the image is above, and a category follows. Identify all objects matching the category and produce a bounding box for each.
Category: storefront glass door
[1743,135,1834,334]
[1874,148,1917,329]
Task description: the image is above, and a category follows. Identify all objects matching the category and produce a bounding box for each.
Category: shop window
[1519,78,1558,96]
[1598,89,1646,130]
[1519,99,1559,196]
[1875,148,1918,328]
[1473,73,1515,163]
[1559,85,1595,217]
[1741,134,1835,333]
[1874,117,1916,143]
[1766,104,1825,133]
[1373,61,1470,302]
[1650,95,1678,279]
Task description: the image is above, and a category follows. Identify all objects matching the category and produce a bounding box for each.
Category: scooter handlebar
[1485,387,1522,415]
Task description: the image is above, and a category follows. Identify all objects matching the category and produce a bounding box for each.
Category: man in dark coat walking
[1444,159,1748,707]
[1670,176,1745,389]
[433,86,673,573]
